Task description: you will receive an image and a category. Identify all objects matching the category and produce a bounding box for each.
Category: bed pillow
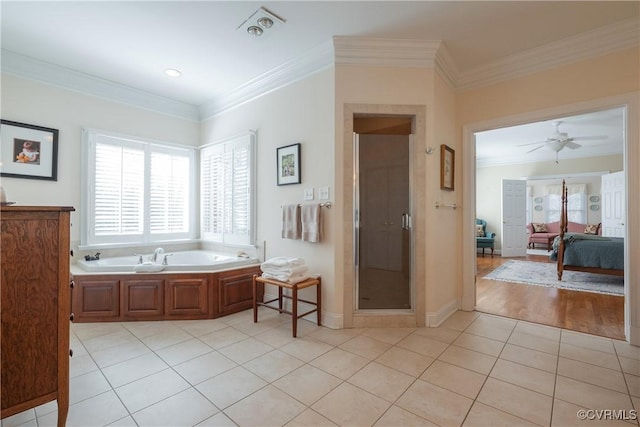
[476,224,485,237]
[584,223,601,235]
[531,223,547,233]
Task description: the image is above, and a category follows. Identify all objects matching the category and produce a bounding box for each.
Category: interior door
[501,179,527,257]
[601,171,625,237]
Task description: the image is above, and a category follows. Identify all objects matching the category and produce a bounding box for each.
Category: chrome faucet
[162,253,173,265]
[152,247,164,263]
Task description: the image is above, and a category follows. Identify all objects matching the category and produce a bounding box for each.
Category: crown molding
[333,36,442,68]
[457,18,640,91]
[0,49,200,121]
[199,40,334,120]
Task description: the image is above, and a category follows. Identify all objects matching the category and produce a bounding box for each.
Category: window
[81,128,196,247]
[544,183,587,224]
[200,131,256,246]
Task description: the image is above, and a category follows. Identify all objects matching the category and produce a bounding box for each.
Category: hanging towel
[281,204,300,239]
[301,204,321,243]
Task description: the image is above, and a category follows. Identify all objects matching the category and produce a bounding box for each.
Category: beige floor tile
[273,364,343,406]
[615,341,640,360]
[363,327,416,345]
[551,398,634,426]
[558,357,627,393]
[131,388,218,426]
[101,352,169,388]
[234,313,289,337]
[69,353,99,378]
[625,373,640,398]
[421,360,486,399]
[619,356,640,376]
[115,368,190,413]
[72,322,128,341]
[139,327,193,351]
[173,350,237,385]
[312,382,391,427]
[39,391,128,427]
[0,409,36,427]
[500,343,558,373]
[82,329,137,353]
[375,346,434,377]
[195,366,267,409]
[438,345,497,375]
[477,377,553,426]
[123,321,183,339]
[243,349,305,382]
[412,326,461,344]
[339,335,392,359]
[90,339,151,368]
[217,336,274,364]
[195,412,237,426]
[465,314,516,342]
[198,327,250,350]
[279,337,334,362]
[395,379,473,426]
[513,321,561,341]
[225,385,306,426]
[304,326,363,346]
[285,408,337,426]
[453,332,505,357]
[348,361,415,402]
[508,330,560,355]
[490,358,556,396]
[560,342,621,370]
[106,415,138,426]
[172,318,229,337]
[555,376,633,411]
[374,405,438,426]
[440,310,480,331]
[254,326,298,348]
[463,401,539,427]
[155,337,213,366]
[396,333,449,358]
[69,370,112,405]
[562,329,616,354]
[310,347,370,380]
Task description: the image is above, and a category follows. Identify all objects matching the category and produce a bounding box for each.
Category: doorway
[355,133,411,309]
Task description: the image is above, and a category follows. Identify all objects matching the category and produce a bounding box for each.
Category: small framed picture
[1,119,59,181]
[277,143,301,185]
[440,144,455,191]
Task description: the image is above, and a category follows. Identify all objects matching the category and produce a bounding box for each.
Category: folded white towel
[261,272,310,284]
[301,204,321,243]
[281,204,300,239]
[261,265,309,277]
[261,257,306,269]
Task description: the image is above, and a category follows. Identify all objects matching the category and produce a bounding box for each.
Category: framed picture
[1,120,59,181]
[440,144,455,191]
[277,143,301,185]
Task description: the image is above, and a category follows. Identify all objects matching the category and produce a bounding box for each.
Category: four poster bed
[552,180,624,281]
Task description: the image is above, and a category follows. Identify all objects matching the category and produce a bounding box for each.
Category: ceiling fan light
[247,26,263,37]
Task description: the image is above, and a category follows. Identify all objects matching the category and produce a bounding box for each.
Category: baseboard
[426,297,460,327]
[629,324,640,346]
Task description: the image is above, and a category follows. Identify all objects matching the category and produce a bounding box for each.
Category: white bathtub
[76,250,258,273]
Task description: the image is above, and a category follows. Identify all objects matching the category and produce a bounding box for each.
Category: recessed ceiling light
[237,7,285,38]
[164,69,181,77]
[247,26,263,37]
[257,17,273,29]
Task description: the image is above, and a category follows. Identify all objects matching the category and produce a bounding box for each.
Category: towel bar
[281,202,332,209]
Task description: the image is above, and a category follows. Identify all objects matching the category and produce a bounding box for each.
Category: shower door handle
[401,213,412,230]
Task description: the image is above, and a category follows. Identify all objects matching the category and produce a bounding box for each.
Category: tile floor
[3,309,640,427]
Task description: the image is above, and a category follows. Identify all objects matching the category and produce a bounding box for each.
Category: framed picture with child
[0,120,59,181]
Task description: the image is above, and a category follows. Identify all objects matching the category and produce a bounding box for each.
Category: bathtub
[76,250,259,273]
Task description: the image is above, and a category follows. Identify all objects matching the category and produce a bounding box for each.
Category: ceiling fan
[517,121,607,163]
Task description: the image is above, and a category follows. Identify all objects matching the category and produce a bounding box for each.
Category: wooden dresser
[1,206,74,427]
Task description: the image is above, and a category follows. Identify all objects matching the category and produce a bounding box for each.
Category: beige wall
[0,74,199,248]
[476,155,624,250]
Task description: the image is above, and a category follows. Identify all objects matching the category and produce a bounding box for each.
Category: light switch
[304,188,314,201]
[319,186,330,200]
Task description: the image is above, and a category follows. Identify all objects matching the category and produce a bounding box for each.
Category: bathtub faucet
[162,253,173,265]
[152,247,164,263]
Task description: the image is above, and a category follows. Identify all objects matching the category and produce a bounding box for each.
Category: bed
[551,180,624,281]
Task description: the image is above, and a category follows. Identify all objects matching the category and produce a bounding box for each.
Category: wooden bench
[252,275,321,337]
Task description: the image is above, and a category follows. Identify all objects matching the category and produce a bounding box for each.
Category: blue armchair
[476,219,495,257]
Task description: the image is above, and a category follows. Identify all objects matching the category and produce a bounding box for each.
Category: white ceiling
[1,1,637,162]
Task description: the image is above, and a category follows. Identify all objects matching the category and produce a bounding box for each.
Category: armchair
[476,219,495,257]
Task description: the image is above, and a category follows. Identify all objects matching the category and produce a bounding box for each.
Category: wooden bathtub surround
[253,275,321,337]
[72,265,263,322]
[1,205,75,427]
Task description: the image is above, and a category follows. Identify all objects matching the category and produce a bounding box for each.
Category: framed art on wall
[440,144,455,191]
[277,143,301,185]
[1,119,59,181]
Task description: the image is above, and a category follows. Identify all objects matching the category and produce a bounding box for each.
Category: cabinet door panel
[165,277,208,318]
[122,279,163,318]
[73,279,120,320]
[217,267,261,315]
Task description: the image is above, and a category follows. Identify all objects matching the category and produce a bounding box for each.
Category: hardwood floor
[476,253,625,340]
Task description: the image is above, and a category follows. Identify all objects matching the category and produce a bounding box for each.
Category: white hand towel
[261,272,310,284]
[261,265,309,277]
[281,204,301,239]
[261,257,306,269]
[301,204,321,243]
